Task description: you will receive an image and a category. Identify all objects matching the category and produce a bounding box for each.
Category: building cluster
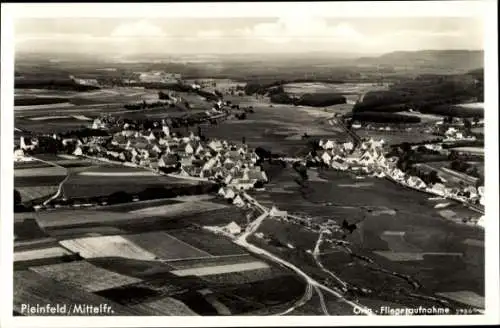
[69,75,100,87]
[311,137,485,208]
[443,127,477,142]
[74,122,268,191]
[138,71,182,84]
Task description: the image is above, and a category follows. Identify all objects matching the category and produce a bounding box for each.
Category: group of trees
[15,97,69,106]
[449,159,482,179]
[352,72,484,118]
[269,92,347,107]
[48,183,221,208]
[14,78,100,91]
[351,111,421,124]
[124,100,170,110]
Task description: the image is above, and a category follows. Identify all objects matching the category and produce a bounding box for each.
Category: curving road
[29,156,70,207]
[235,192,375,316]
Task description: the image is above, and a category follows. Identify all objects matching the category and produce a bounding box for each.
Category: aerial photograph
[10,8,489,317]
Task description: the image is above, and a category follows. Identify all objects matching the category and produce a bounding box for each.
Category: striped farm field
[36,205,228,231]
[168,229,248,256]
[59,235,158,260]
[129,201,228,218]
[36,210,138,229]
[87,257,174,280]
[171,206,251,227]
[95,198,184,213]
[202,266,290,285]
[14,161,53,170]
[14,271,143,315]
[48,226,128,239]
[165,254,256,270]
[130,297,199,315]
[436,291,484,309]
[61,169,200,198]
[30,261,143,292]
[14,246,73,262]
[16,186,59,202]
[171,261,269,277]
[78,171,158,177]
[124,231,212,260]
[14,166,67,177]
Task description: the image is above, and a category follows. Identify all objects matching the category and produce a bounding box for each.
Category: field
[30,261,143,292]
[355,129,438,145]
[14,189,301,315]
[124,231,212,260]
[416,162,480,187]
[60,163,203,199]
[14,160,67,205]
[245,164,484,310]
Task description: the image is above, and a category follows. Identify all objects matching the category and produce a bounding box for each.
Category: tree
[14,189,22,205]
[428,170,441,184]
[463,118,472,133]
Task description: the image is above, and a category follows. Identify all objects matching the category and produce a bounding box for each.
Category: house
[321,151,332,164]
[146,131,156,141]
[185,143,195,154]
[158,154,179,168]
[178,166,191,177]
[246,169,268,182]
[343,142,354,152]
[180,155,194,167]
[73,146,83,156]
[208,140,223,152]
[230,179,257,190]
[223,188,236,200]
[224,222,242,235]
[269,206,287,218]
[233,195,246,207]
[322,140,336,150]
[476,216,485,228]
[200,168,215,179]
[407,176,427,189]
[121,130,136,138]
[14,149,25,161]
[195,144,204,155]
[203,157,218,171]
[20,136,37,151]
[162,125,171,138]
[331,161,348,171]
[430,183,447,197]
[224,174,234,185]
[390,168,405,181]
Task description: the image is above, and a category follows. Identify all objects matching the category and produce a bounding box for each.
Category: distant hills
[355,50,484,73]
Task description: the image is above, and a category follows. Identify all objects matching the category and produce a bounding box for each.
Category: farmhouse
[269,206,288,218]
[224,221,242,235]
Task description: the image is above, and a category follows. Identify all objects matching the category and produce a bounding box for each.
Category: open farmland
[60,164,203,199]
[30,261,143,292]
[14,270,144,315]
[59,235,159,260]
[14,160,67,204]
[355,129,439,145]
[246,165,484,309]
[168,228,248,256]
[124,231,212,260]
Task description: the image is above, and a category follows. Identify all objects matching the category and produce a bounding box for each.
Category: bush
[15,97,69,106]
[351,111,421,123]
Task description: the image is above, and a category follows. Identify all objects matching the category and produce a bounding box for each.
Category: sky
[14,17,484,57]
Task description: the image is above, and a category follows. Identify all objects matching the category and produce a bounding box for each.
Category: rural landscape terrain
[12,20,486,316]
